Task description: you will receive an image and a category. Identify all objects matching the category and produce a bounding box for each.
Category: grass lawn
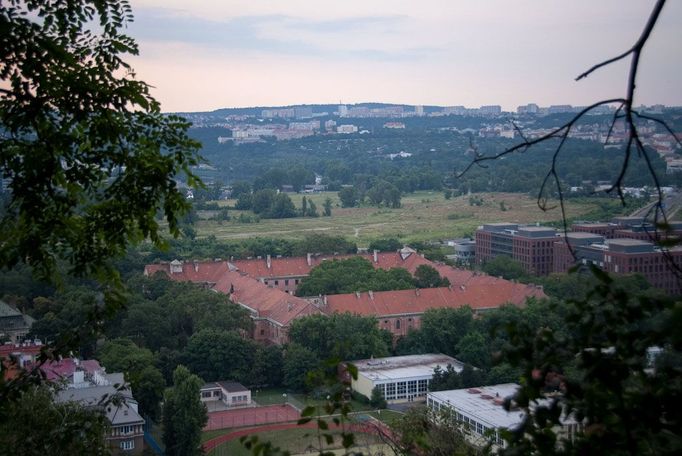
[202,428,235,443]
[206,427,393,456]
[194,191,637,245]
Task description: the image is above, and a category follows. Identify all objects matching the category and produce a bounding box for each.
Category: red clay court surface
[203,420,392,453]
[204,404,300,431]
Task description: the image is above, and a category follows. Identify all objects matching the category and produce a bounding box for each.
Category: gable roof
[146,260,321,327]
[324,273,545,317]
[212,269,321,326]
[144,256,545,327]
[230,250,434,279]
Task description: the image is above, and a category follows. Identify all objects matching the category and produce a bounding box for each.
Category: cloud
[129,8,434,61]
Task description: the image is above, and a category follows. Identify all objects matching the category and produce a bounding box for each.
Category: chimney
[266,254,272,269]
[323,295,327,306]
[373,249,378,263]
[307,253,312,266]
[415,289,420,296]
[355,291,360,299]
[368,290,374,300]
[448,284,452,291]
[193,261,199,272]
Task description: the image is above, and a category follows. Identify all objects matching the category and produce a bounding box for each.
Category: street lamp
[282,393,287,407]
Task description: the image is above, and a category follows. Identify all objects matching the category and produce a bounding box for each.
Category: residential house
[0,300,34,343]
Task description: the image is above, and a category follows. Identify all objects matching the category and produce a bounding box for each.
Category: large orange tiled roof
[231,249,434,279]
[324,274,545,317]
[145,260,320,326]
[144,254,545,326]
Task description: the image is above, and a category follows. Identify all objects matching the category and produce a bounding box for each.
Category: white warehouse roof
[352,354,463,382]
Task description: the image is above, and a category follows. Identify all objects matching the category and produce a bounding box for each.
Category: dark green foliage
[307,199,319,217]
[283,343,321,391]
[0,0,201,286]
[338,186,360,208]
[269,193,297,218]
[368,238,402,252]
[414,264,450,288]
[370,386,387,409]
[387,405,475,455]
[182,329,259,384]
[296,257,416,296]
[97,338,165,419]
[0,385,110,455]
[444,189,453,199]
[323,197,333,216]
[429,363,485,392]
[162,366,207,456]
[288,313,391,362]
[481,255,529,281]
[499,267,682,454]
[230,181,251,199]
[252,189,277,214]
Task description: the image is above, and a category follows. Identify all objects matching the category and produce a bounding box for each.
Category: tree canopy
[295,257,416,296]
[0,0,201,286]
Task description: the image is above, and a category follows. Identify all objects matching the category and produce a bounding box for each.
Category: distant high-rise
[338,105,348,117]
[517,103,539,114]
[479,105,502,116]
[415,105,424,116]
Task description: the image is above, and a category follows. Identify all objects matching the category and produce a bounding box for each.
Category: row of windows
[427,399,502,445]
[114,424,141,436]
[232,395,248,402]
[263,278,300,287]
[120,440,134,451]
[376,379,429,400]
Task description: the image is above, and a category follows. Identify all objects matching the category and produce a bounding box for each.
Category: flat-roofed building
[427,383,579,450]
[553,232,605,273]
[475,224,558,275]
[350,354,463,404]
[200,381,251,411]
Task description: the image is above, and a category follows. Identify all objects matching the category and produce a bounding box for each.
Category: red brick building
[475,224,559,275]
[145,251,545,344]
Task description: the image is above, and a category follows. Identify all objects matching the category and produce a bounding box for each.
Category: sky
[127,1,682,112]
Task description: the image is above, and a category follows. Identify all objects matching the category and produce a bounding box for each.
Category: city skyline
[130,1,682,112]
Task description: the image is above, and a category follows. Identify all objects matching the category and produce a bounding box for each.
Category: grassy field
[194,191,637,245]
[206,427,394,456]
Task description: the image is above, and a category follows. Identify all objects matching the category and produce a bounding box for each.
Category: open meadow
[195,191,638,245]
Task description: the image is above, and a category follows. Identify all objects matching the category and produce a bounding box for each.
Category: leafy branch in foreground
[0,0,201,411]
[500,265,682,455]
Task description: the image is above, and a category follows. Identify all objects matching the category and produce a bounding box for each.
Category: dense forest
[187,109,682,196]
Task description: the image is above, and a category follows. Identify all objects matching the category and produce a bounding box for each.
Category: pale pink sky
[127,1,682,112]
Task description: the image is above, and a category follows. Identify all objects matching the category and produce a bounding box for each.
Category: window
[285,279,289,285]
[395,320,401,329]
[202,391,212,398]
[396,381,406,399]
[418,379,428,393]
[295,279,299,284]
[385,383,396,399]
[120,440,134,451]
[408,380,417,394]
[213,391,220,397]
[274,280,279,285]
